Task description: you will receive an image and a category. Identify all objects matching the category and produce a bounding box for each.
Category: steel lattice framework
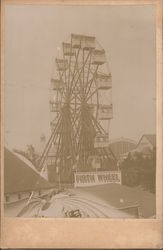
[39,34,117,183]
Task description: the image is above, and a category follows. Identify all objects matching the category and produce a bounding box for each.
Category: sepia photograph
[1,0,163,248]
[3,2,158,220]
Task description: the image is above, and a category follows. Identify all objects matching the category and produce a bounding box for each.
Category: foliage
[119,148,156,193]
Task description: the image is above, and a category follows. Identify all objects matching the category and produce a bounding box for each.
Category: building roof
[138,134,156,148]
[109,137,137,159]
[4,147,53,194]
[119,134,156,160]
[144,134,156,147]
[109,137,137,145]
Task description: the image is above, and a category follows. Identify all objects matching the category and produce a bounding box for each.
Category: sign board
[74,171,121,187]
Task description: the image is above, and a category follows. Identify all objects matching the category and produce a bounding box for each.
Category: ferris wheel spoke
[39,115,60,164]
[62,113,69,159]
[55,60,67,91]
[62,111,76,165]
[70,54,83,97]
[82,121,95,139]
[93,119,106,135]
[39,115,61,169]
[71,69,82,98]
[84,51,92,94]
[58,111,69,165]
[88,68,98,77]
[59,80,69,105]
[71,108,81,129]
[107,147,117,161]
[61,108,81,155]
[85,65,99,98]
[66,44,73,91]
[69,65,80,88]
[81,109,95,135]
[48,121,62,157]
[54,130,63,167]
[62,49,67,89]
[65,110,76,160]
[76,109,96,166]
[68,48,81,93]
[77,128,82,156]
[71,112,81,128]
[82,49,85,92]
[72,108,81,126]
[102,147,116,163]
[73,113,82,139]
[74,119,81,138]
[60,89,65,105]
[63,86,68,103]
[86,87,98,102]
[70,105,80,114]
[73,122,81,140]
[89,112,106,134]
[86,109,97,131]
[67,48,78,91]
[70,93,81,103]
[70,51,91,95]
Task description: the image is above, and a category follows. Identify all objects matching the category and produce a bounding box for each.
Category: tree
[119,148,156,193]
[139,147,156,193]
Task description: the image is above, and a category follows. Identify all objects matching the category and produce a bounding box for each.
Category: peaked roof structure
[109,137,137,145]
[4,147,54,194]
[138,134,156,148]
[144,134,156,147]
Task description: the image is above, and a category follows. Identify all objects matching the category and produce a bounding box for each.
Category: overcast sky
[4,4,156,151]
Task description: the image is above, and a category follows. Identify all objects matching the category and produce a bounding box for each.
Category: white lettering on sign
[74,171,121,187]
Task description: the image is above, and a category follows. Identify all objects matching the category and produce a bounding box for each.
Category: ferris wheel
[39,34,117,183]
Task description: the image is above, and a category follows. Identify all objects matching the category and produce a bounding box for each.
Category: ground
[4,184,155,218]
[73,184,156,218]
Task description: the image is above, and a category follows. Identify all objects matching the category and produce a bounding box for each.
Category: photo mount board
[0,0,163,248]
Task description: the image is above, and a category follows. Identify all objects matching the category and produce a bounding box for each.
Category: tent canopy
[4,147,54,194]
